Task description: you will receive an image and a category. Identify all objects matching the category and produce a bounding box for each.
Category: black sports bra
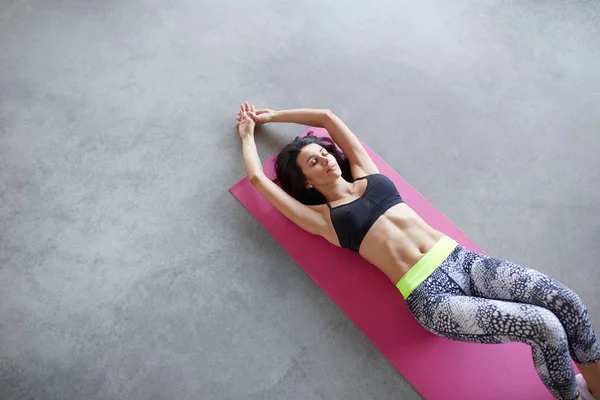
[327,174,404,252]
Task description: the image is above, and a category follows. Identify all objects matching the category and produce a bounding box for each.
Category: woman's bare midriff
[358,203,445,283]
[321,203,445,284]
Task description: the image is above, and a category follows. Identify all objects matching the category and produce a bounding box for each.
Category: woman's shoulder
[349,163,380,181]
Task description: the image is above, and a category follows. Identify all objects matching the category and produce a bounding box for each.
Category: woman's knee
[537,281,590,328]
[530,308,569,346]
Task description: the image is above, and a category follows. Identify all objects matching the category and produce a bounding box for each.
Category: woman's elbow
[321,109,335,124]
[249,174,265,186]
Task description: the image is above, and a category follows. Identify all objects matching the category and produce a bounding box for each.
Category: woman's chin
[328,169,341,179]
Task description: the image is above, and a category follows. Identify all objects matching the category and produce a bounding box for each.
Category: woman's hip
[395,235,464,300]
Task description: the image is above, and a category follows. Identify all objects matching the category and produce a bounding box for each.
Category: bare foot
[576,361,600,398]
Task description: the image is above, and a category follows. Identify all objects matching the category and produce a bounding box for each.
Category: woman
[235,102,600,400]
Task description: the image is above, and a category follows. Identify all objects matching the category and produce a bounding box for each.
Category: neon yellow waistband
[396,236,458,299]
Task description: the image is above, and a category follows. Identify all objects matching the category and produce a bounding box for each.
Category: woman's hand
[239,102,275,126]
[237,103,256,140]
[250,108,275,126]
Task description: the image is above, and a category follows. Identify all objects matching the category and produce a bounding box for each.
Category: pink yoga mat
[230,127,571,400]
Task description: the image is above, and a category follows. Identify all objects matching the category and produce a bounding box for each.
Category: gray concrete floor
[1,0,600,399]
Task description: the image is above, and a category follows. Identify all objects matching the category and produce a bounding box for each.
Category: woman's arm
[268,109,331,127]
[254,107,378,176]
[236,105,328,236]
[241,135,264,179]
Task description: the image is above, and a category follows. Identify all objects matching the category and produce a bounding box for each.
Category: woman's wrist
[266,110,280,124]
[241,132,255,141]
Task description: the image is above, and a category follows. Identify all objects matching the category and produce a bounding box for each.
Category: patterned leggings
[406,245,600,400]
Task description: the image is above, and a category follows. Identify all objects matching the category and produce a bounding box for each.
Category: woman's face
[297,143,341,188]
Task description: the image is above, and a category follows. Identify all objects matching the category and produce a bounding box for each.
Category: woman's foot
[577,374,599,400]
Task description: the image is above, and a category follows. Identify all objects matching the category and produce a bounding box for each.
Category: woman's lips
[327,165,337,173]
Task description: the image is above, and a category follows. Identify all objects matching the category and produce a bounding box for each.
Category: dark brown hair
[275,131,352,205]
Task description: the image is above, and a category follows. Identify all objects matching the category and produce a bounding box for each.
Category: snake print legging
[406,245,600,400]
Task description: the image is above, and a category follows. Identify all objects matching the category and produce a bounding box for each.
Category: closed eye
[310,151,329,165]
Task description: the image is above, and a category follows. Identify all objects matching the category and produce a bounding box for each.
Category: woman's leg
[465,255,600,396]
[408,267,580,400]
